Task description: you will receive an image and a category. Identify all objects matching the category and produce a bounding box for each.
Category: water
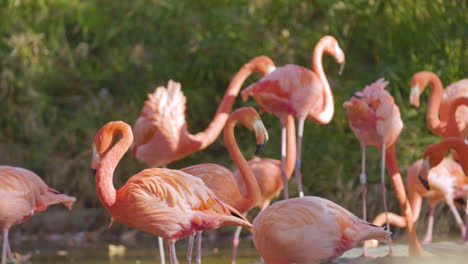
[10,237,468,264]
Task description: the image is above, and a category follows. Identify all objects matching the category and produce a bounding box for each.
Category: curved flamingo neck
[419,72,444,135]
[224,114,261,213]
[433,138,468,174]
[312,39,334,124]
[96,122,133,209]
[447,97,468,138]
[191,62,266,150]
[283,115,296,179]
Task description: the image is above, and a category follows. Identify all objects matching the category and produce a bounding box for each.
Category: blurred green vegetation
[0,0,467,236]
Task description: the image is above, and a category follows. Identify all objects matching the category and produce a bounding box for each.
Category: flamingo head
[418,145,446,191]
[227,107,269,155]
[409,72,432,107]
[247,55,276,75]
[321,36,345,74]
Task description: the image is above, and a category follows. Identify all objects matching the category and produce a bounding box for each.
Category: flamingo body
[252,196,390,264]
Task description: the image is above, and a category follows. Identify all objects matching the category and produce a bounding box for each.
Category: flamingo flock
[1,35,467,264]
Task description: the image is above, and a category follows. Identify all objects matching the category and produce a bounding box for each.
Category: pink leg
[464,194,468,242]
[446,199,465,238]
[422,205,435,244]
[280,124,289,199]
[231,226,242,264]
[380,142,394,256]
[195,231,202,264]
[167,240,179,264]
[294,119,305,197]
[186,235,194,264]
[2,229,8,264]
[360,146,371,257]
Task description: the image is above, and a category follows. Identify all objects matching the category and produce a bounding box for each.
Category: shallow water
[10,239,468,264]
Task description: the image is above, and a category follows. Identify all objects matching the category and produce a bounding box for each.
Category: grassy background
[0,0,467,238]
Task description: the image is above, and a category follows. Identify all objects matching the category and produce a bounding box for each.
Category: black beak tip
[256,143,266,155]
[418,174,430,191]
[91,168,97,176]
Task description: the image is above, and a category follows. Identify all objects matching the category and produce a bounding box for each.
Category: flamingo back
[242,65,323,120]
[344,78,403,148]
[132,80,189,167]
[113,168,251,240]
[0,166,75,229]
[252,196,389,264]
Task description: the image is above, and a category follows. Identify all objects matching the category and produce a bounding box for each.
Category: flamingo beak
[254,119,269,155]
[267,65,277,74]
[418,158,431,191]
[338,61,345,75]
[410,84,420,107]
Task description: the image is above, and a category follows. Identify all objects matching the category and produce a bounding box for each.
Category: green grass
[0,0,466,236]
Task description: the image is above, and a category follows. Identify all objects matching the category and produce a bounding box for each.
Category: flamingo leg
[422,205,435,244]
[360,144,370,257]
[231,212,248,264]
[167,240,179,264]
[294,119,305,197]
[465,194,468,242]
[2,229,8,264]
[280,124,289,199]
[195,231,202,264]
[158,236,166,264]
[380,142,393,255]
[446,199,465,238]
[186,235,194,264]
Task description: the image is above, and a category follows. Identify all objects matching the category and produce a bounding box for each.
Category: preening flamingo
[252,196,390,264]
[131,56,276,167]
[131,56,275,261]
[230,114,296,264]
[409,71,468,139]
[419,137,468,242]
[366,158,468,248]
[91,121,252,264]
[242,35,345,198]
[180,106,267,263]
[0,166,76,264]
[343,78,422,256]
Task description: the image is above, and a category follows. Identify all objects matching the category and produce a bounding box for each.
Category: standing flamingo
[365,158,468,248]
[343,78,422,256]
[241,35,345,198]
[131,56,275,261]
[409,71,468,138]
[0,166,75,264]
[180,107,267,264]
[131,56,276,167]
[252,196,391,264]
[229,114,296,264]
[91,121,253,264]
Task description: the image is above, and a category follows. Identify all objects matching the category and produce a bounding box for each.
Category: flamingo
[419,137,468,242]
[252,196,391,264]
[365,158,468,248]
[241,35,345,198]
[343,78,422,256]
[229,114,296,264]
[409,71,468,139]
[180,106,267,263]
[91,121,252,264]
[131,56,276,168]
[0,166,76,264]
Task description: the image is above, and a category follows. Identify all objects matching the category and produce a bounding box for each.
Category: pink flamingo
[0,166,75,264]
[409,71,468,138]
[91,121,252,264]
[229,114,296,264]
[131,56,276,167]
[241,35,345,198]
[366,158,468,248]
[252,196,390,264]
[343,78,422,256]
[180,107,267,263]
